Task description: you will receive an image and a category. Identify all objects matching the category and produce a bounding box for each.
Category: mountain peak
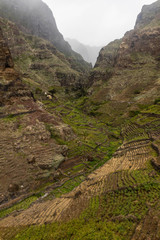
[135,0,160,29]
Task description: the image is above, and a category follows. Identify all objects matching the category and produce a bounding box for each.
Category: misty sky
[43,0,155,46]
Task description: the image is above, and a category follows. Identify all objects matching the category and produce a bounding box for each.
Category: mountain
[0,17,87,94]
[0,0,92,95]
[66,38,102,66]
[87,0,160,124]
[0,1,160,239]
[135,0,160,29]
[0,25,76,205]
[0,0,91,74]
[0,0,69,55]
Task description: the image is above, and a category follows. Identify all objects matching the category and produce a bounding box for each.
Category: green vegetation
[129,111,140,117]
[50,175,85,198]
[44,97,122,162]
[48,86,57,97]
[45,123,66,145]
[0,196,38,219]
[2,114,20,122]
[5,174,160,240]
[1,99,159,239]
[154,97,160,105]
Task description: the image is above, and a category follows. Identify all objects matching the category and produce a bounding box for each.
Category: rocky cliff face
[88,1,160,122]
[135,0,160,30]
[0,18,86,92]
[0,0,91,75]
[0,26,74,204]
[0,0,71,56]
[0,29,13,71]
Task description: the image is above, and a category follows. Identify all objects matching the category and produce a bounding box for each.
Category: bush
[154,97,160,105]
[35,87,42,94]
[129,110,140,117]
[134,90,140,94]
[48,86,56,97]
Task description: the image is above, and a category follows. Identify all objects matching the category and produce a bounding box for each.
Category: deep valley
[0,0,160,239]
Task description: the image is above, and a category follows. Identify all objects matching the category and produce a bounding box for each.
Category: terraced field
[132,201,160,240]
[0,110,70,204]
[0,102,160,240]
[0,104,159,239]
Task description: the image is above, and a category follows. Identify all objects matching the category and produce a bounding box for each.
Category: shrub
[35,87,42,94]
[129,110,140,117]
[154,97,160,105]
[48,86,56,97]
[134,90,140,94]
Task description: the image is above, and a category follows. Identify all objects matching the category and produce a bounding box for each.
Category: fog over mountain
[66,38,102,66]
[43,0,155,46]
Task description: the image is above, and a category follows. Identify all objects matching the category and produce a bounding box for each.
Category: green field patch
[9,181,160,240]
[0,195,39,219]
[50,176,85,198]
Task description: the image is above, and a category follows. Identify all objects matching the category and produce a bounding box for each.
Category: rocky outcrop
[0,26,31,104]
[89,39,121,85]
[0,28,13,70]
[89,1,160,119]
[0,26,74,204]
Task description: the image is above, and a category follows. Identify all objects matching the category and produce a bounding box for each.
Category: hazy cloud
[43,0,155,46]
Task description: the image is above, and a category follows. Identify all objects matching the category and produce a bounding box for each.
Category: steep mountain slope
[135,0,160,29]
[0,1,160,240]
[0,0,68,54]
[66,38,102,65]
[0,0,91,74]
[0,26,75,205]
[88,0,160,124]
[0,18,86,93]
